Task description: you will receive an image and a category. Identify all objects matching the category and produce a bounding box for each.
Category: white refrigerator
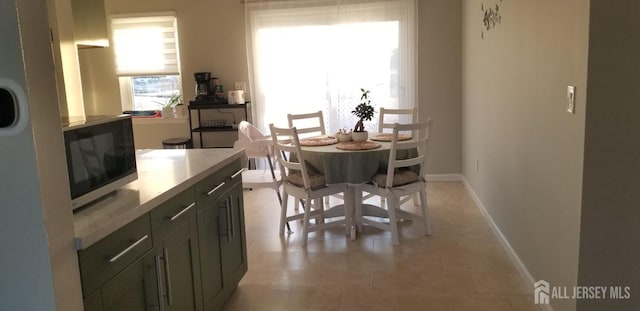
[0,0,83,310]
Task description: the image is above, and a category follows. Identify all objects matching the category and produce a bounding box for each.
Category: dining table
[297,134,418,239]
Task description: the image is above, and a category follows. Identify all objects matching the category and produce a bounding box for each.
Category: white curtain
[245,0,417,134]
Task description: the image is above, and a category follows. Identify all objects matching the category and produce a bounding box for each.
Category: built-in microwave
[62,115,137,210]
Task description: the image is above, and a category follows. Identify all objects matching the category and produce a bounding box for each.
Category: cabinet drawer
[150,188,196,240]
[195,159,242,206]
[78,215,153,297]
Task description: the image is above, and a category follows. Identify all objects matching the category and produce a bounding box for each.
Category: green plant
[352,88,375,132]
[157,92,182,108]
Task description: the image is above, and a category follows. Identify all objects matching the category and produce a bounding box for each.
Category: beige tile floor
[222,181,541,311]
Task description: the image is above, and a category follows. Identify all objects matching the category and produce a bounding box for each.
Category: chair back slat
[287,111,326,138]
[384,120,432,188]
[378,107,417,133]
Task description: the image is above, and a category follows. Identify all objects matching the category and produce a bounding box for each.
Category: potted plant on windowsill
[158,92,182,118]
[351,88,375,142]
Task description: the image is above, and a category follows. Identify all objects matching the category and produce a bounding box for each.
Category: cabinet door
[151,189,202,311]
[220,182,248,298]
[83,289,102,311]
[101,250,158,311]
[197,195,226,311]
[155,215,201,311]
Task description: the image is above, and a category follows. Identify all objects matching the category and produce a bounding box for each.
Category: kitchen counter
[73,148,245,249]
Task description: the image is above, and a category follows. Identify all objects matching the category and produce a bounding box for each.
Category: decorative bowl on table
[336,132,352,142]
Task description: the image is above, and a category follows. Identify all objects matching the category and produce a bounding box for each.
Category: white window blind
[111,14,180,76]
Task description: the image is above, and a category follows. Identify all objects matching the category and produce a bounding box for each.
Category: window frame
[110,12,183,112]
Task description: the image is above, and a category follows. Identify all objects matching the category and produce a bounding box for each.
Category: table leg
[354,186,364,233]
[345,185,356,240]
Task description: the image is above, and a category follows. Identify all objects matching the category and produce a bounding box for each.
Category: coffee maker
[194,72,211,100]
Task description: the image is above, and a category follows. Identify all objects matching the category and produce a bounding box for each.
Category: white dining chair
[378,107,417,133]
[287,111,341,206]
[375,107,419,206]
[357,120,432,245]
[287,111,326,138]
[234,121,290,232]
[269,123,349,246]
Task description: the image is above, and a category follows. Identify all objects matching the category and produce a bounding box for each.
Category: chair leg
[387,193,400,246]
[419,189,431,235]
[279,190,290,236]
[267,154,291,233]
[302,196,312,246]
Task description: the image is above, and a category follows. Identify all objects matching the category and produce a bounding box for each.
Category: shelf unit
[188,101,248,148]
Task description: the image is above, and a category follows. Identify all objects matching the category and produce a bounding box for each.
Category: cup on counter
[228,90,245,104]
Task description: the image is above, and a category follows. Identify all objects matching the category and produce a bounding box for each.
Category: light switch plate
[567,86,576,114]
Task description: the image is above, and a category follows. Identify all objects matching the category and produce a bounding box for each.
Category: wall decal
[481,0,503,39]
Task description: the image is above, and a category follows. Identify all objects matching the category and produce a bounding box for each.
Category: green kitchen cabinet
[81,250,158,311]
[220,181,248,299]
[101,251,158,311]
[78,215,157,311]
[197,180,247,311]
[197,194,226,311]
[150,188,202,311]
[79,158,246,311]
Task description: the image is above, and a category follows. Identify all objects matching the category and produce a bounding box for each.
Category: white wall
[461,1,589,310]
[132,118,191,149]
[418,0,462,174]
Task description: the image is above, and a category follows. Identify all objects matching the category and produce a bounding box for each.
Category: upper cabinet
[70,0,109,48]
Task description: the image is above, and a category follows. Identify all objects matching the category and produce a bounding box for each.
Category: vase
[351,131,368,142]
[162,107,176,118]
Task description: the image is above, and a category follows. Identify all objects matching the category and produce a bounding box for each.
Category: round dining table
[297,136,417,239]
[300,140,392,184]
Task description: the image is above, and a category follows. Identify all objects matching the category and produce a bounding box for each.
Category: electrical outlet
[567,86,576,114]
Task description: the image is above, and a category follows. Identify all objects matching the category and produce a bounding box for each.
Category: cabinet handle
[229,195,235,239]
[205,182,226,197]
[108,235,149,263]
[168,202,195,222]
[155,255,166,311]
[222,198,231,242]
[163,248,173,306]
[231,168,245,179]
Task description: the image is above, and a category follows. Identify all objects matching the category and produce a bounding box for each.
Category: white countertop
[73,148,245,250]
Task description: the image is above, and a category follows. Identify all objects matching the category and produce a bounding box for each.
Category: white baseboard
[461,176,552,311]
[425,173,464,182]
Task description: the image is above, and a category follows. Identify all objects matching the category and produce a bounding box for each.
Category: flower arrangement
[352,88,375,132]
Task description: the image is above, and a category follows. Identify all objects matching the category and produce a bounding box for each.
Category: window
[111,14,182,111]
[245,0,416,132]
